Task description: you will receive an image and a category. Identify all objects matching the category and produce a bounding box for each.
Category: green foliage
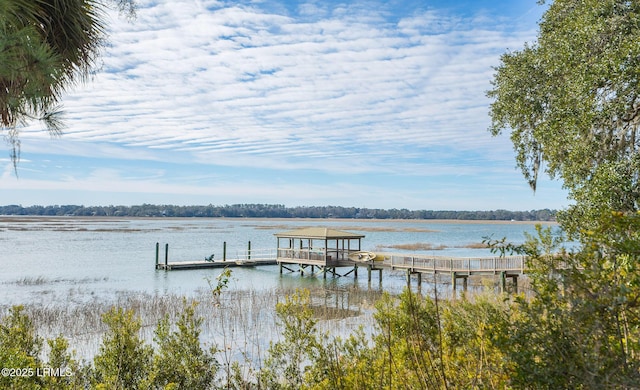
[0,0,136,171]
[4,219,639,388]
[0,305,42,389]
[0,271,223,389]
[0,306,95,389]
[488,0,640,233]
[150,299,218,389]
[93,307,152,389]
[440,295,512,388]
[367,290,512,389]
[260,289,319,389]
[42,336,90,389]
[206,267,232,307]
[372,291,445,389]
[256,288,513,390]
[303,328,375,390]
[490,212,640,388]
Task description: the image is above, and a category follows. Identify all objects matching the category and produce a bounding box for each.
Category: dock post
[248,241,251,260]
[512,275,518,293]
[223,242,227,261]
[417,272,422,285]
[452,272,457,294]
[155,242,159,268]
[279,262,283,274]
[367,265,372,282]
[406,269,411,287]
[500,271,506,293]
[164,243,169,269]
[354,264,358,278]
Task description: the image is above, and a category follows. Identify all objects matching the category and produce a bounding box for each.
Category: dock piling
[164,243,169,269]
[154,244,525,294]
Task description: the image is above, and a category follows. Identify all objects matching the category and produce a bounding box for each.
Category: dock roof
[274,227,364,239]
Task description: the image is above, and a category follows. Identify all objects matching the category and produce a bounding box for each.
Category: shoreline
[0,215,558,225]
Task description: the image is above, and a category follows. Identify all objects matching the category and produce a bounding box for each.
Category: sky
[0,0,568,211]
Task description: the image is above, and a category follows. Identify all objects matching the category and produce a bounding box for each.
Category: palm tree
[0,0,135,172]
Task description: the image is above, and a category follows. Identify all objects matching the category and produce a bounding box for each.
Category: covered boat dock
[275,227,370,277]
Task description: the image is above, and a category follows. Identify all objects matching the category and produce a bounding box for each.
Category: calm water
[0,216,558,307]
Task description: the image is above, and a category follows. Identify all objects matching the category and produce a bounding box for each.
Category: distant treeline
[0,204,557,221]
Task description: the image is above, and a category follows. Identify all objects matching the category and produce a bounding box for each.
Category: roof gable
[274,227,365,239]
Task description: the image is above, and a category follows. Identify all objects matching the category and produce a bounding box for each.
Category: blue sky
[1,0,567,210]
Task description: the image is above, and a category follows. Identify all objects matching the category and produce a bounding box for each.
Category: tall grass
[0,285,382,364]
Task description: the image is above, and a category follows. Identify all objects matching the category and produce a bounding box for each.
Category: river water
[0,216,557,306]
[0,216,561,361]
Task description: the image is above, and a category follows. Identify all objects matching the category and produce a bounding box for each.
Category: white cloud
[6,0,565,209]
[40,1,531,159]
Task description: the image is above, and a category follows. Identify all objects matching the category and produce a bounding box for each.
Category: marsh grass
[381,243,448,251]
[12,276,50,285]
[463,242,490,249]
[378,241,490,251]
[1,284,381,364]
[7,276,110,286]
[248,224,439,233]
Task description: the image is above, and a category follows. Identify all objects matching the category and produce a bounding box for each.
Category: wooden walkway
[154,242,526,292]
[381,253,525,275]
[379,252,525,293]
[275,250,525,275]
[276,250,526,293]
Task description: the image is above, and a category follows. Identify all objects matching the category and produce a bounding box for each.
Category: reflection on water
[0,217,560,361]
[1,217,558,306]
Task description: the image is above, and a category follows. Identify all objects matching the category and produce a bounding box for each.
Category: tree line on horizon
[0,203,557,221]
[4,0,640,387]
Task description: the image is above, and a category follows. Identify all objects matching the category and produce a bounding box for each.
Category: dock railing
[235,248,277,262]
[385,254,526,275]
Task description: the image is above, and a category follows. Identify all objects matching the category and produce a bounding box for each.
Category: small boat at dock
[348,251,377,262]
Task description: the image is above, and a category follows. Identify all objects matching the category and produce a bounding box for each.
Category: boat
[348,251,377,262]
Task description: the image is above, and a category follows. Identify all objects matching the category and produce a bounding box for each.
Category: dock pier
[155,226,527,294]
[154,242,277,270]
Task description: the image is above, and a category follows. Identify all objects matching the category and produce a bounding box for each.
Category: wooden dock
[154,243,276,270]
[276,249,526,293]
[154,241,526,292]
[156,258,277,271]
[380,252,525,293]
